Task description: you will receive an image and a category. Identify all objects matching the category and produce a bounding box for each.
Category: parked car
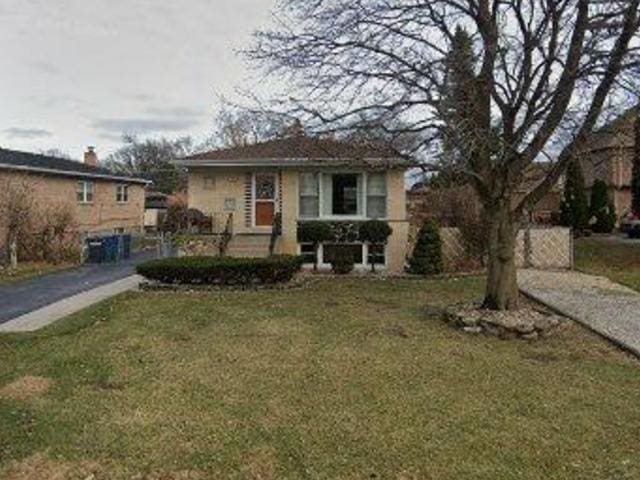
[620,213,640,235]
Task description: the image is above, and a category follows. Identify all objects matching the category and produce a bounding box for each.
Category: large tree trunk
[483,204,519,310]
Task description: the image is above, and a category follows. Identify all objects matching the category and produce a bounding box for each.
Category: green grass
[575,237,640,291]
[0,261,75,286]
[1,277,640,478]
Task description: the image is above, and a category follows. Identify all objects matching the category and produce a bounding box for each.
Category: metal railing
[269,212,282,256]
[218,213,234,256]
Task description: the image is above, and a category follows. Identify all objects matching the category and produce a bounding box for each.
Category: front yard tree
[0,176,36,268]
[560,160,589,232]
[250,0,640,310]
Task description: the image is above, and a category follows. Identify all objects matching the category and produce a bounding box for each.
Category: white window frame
[77,181,94,204]
[299,171,388,221]
[116,184,129,203]
[366,172,388,219]
[298,242,388,271]
[299,172,320,219]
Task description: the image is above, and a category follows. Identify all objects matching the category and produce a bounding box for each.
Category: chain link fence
[439,226,573,272]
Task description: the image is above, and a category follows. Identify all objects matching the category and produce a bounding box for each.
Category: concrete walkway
[519,269,640,357]
[0,275,142,333]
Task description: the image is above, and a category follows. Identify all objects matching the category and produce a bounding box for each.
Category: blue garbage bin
[122,234,132,260]
[102,236,119,263]
[86,238,104,263]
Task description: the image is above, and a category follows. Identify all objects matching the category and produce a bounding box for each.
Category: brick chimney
[84,146,98,167]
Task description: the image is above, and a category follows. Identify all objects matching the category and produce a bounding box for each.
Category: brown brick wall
[0,170,145,249]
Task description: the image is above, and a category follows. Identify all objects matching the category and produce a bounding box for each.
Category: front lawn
[575,236,640,291]
[1,277,639,479]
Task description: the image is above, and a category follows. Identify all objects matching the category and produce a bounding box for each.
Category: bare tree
[0,175,36,268]
[212,103,292,148]
[249,0,640,310]
[103,134,193,194]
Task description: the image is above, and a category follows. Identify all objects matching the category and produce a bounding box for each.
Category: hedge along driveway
[1,277,640,478]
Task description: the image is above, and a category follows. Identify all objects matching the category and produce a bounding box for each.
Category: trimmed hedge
[136,255,304,286]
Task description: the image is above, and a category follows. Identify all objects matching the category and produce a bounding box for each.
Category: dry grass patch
[0,376,53,401]
[1,453,101,480]
[243,447,279,480]
[144,470,204,480]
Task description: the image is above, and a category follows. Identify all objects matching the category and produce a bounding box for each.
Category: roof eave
[173,157,415,168]
[0,163,152,185]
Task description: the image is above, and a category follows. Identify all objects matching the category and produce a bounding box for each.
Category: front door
[254,173,277,226]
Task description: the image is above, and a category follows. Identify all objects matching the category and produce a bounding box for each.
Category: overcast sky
[0,0,276,160]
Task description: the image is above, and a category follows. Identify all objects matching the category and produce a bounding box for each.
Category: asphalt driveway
[0,251,157,325]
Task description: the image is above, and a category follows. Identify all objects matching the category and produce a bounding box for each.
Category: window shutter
[244,173,252,227]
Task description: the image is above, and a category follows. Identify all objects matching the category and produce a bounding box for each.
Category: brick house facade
[0,148,148,253]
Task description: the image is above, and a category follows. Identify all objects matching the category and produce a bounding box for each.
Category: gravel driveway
[519,269,640,357]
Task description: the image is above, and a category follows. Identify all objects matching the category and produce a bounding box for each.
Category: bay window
[301,172,385,219]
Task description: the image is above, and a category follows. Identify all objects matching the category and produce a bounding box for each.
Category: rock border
[440,302,566,340]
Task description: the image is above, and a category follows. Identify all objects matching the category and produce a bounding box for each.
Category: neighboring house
[577,107,638,218]
[144,191,169,232]
[175,135,413,273]
[0,147,149,248]
[408,163,563,228]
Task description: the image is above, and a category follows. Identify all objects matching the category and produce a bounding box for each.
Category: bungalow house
[0,147,149,253]
[175,135,413,273]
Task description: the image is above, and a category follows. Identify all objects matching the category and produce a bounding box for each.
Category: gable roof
[0,148,150,184]
[178,136,412,168]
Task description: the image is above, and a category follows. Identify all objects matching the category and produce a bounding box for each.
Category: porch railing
[269,212,282,256]
[218,213,234,257]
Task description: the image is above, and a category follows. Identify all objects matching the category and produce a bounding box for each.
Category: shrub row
[136,255,304,286]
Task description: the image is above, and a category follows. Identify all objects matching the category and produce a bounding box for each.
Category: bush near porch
[136,255,304,286]
[1,277,640,478]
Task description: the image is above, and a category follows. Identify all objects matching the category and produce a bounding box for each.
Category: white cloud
[3,127,53,139]
[0,0,276,155]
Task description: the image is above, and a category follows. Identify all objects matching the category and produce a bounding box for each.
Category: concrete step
[227,235,271,258]
[226,250,269,258]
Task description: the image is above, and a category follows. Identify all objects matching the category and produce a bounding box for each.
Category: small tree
[590,180,616,234]
[560,160,589,233]
[359,220,393,272]
[0,176,36,268]
[633,116,640,217]
[409,221,443,275]
[297,221,333,271]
